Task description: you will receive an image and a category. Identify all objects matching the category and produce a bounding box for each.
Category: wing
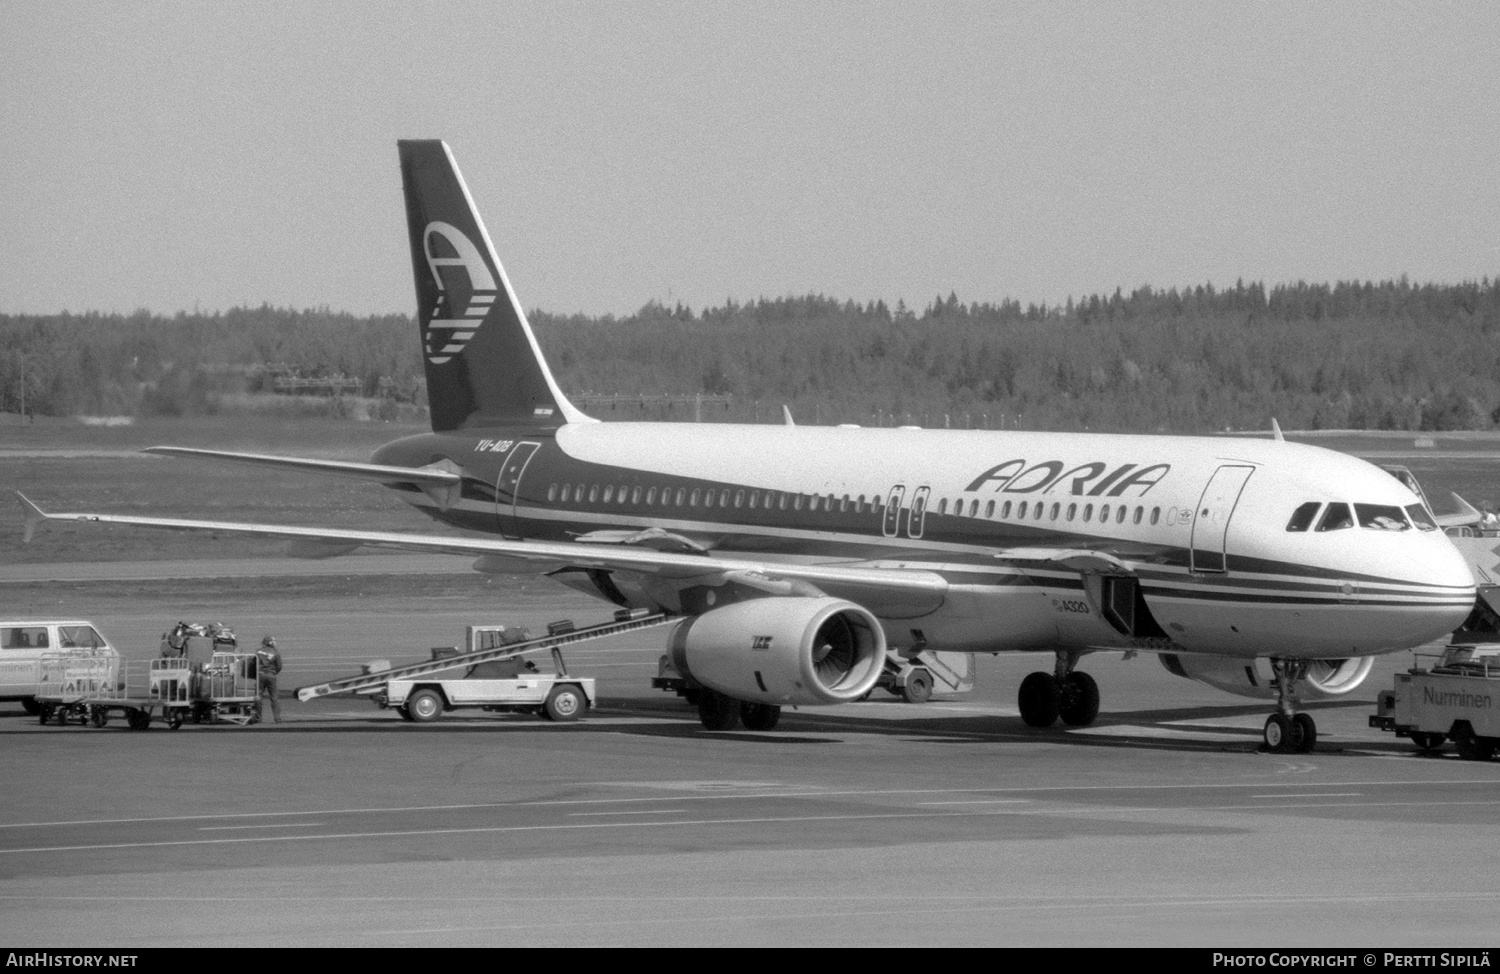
[15,492,947,610]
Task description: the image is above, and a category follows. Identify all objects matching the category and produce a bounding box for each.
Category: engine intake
[1158,653,1374,700]
[669,597,886,706]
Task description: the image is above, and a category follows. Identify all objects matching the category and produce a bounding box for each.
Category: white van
[0,621,120,714]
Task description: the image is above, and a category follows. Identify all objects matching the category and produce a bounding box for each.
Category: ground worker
[256,636,284,723]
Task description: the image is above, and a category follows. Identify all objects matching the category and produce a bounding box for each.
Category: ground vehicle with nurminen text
[1,621,120,717]
[1371,641,1500,759]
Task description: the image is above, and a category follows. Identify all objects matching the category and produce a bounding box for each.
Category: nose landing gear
[1264,659,1317,754]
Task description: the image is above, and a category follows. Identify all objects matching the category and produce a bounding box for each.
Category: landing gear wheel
[1264,713,1294,753]
[166,711,184,730]
[37,705,53,726]
[739,702,781,731]
[697,689,741,731]
[89,707,109,729]
[1292,713,1317,754]
[1018,672,1060,728]
[21,697,41,716]
[543,685,584,722]
[901,669,933,704]
[406,689,444,723]
[1454,727,1496,761]
[1058,672,1100,727]
[126,708,152,731]
[1410,732,1446,752]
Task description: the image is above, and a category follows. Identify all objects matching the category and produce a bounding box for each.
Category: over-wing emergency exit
[18,140,1478,752]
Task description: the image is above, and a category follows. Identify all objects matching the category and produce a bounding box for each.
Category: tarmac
[4,560,1500,947]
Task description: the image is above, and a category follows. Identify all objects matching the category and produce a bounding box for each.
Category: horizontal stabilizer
[144,446,462,487]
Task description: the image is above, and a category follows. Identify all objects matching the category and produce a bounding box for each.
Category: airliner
[18,140,1479,752]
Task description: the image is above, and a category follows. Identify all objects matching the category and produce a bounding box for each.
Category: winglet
[1270,418,1285,443]
[15,491,48,544]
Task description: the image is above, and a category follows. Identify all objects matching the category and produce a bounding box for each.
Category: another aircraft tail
[397,140,590,431]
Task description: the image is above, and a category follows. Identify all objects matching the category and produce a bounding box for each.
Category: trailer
[1370,642,1500,760]
[36,650,265,731]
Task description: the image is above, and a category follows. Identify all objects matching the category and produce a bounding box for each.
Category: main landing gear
[1263,658,1317,754]
[696,689,781,732]
[1018,651,1100,728]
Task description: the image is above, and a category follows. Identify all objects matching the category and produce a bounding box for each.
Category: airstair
[294,611,677,701]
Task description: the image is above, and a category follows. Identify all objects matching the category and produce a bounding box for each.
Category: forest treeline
[3,278,1499,432]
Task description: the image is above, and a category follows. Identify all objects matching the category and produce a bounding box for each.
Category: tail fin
[398,140,590,431]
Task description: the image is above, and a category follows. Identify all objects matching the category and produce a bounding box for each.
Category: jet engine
[669,597,886,707]
[1158,653,1375,700]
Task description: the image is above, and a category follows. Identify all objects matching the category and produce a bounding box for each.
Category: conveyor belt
[295,613,677,701]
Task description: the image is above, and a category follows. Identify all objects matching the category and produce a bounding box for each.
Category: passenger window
[603,486,614,503]
[1082,504,1093,521]
[675,488,686,506]
[968,499,978,517]
[1049,503,1059,521]
[938,499,948,515]
[631,487,642,504]
[647,487,657,505]
[588,485,599,503]
[1066,503,1076,521]
[547,484,558,502]
[1356,504,1409,531]
[719,490,730,507]
[985,500,995,518]
[1018,501,1028,519]
[807,495,818,512]
[1285,502,1321,532]
[735,490,744,508]
[1099,504,1109,522]
[619,485,629,503]
[1316,503,1355,532]
[1001,501,1012,518]
[1133,506,1142,525]
[1117,506,1126,524]
[749,491,759,509]
[1406,504,1438,531]
[1150,507,1160,525]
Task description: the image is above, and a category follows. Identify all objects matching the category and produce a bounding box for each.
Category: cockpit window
[1286,502,1321,532]
[1316,503,1355,532]
[1355,504,1409,531]
[1405,503,1439,531]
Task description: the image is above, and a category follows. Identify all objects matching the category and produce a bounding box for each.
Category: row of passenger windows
[548,482,887,513]
[546,481,1161,528]
[935,496,1162,526]
[1284,501,1438,533]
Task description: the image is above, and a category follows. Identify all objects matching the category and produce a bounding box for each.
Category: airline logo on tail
[421,220,496,365]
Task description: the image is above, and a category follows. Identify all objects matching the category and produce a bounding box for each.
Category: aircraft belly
[875,584,1062,654]
[1145,596,1458,658]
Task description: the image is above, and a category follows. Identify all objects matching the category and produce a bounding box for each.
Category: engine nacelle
[669,597,886,707]
[1158,653,1375,700]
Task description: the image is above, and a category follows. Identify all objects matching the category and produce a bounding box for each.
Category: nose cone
[1410,533,1479,637]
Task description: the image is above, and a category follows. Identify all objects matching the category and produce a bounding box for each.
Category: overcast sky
[3,1,1497,318]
